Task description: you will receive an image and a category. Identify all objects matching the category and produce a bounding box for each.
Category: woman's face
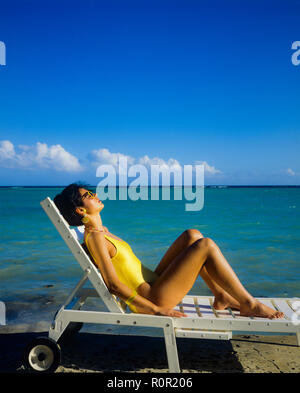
[78,188,104,214]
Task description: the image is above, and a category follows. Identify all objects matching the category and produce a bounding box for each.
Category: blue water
[0,186,299,335]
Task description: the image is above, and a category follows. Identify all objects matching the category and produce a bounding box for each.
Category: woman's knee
[183,228,204,243]
[194,237,216,251]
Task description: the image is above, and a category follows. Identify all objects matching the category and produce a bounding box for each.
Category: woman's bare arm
[85,232,186,317]
[85,231,120,290]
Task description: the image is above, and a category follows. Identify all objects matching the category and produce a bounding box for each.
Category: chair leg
[163,326,180,373]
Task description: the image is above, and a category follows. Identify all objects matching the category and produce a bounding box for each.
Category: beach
[0,326,299,373]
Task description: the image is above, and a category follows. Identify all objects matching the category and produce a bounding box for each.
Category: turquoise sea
[0,186,299,336]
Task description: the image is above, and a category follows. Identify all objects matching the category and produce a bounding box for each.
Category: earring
[81,208,89,224]
[81,215,89,224]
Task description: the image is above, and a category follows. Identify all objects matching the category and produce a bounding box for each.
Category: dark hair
[54,182,89,226]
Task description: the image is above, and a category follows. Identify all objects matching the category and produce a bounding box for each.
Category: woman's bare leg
[150,236,284,319]
[200,266,240,310]
[203,241,284,318]
[155,229,241,310]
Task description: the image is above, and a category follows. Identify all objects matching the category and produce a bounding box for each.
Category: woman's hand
[155,306,187,318]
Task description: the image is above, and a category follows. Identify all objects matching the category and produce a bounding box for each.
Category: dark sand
[0,326,299,373]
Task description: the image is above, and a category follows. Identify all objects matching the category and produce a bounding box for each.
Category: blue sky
[0,0,299,186]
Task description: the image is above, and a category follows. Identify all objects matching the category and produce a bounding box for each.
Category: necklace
[84,226,105,233]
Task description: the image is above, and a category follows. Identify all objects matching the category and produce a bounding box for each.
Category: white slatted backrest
[40,197,124,313]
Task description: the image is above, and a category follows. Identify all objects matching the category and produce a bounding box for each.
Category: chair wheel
[23,337,61,373]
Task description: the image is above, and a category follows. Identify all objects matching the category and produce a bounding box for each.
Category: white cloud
[0,141,223,179]
[286,168,296,176]
[90,147,222,179]
[90,148,183,172]
[194,160,222,175]
[0,140,83,172]
[138,155,182,171]
[0,140,15,160]
[89,148,136,172]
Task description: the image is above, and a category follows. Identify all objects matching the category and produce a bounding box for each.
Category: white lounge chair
[23,197,300,373]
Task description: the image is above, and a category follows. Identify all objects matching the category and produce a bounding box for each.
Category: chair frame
[41,197,300,373]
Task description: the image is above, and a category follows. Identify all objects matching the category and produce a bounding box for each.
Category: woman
[54,183,284,319]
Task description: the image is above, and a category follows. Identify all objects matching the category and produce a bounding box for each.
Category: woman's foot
[240,299,284,319]
[213,292,241,311]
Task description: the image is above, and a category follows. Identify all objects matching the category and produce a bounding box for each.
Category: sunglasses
[81,190,96,201]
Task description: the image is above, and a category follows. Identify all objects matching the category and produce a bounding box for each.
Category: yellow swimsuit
[85,233,158,311]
